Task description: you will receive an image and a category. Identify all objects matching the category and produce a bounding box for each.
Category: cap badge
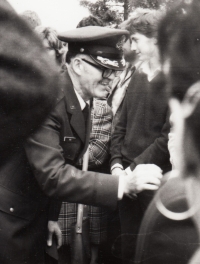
[116,35,126,50]
[97,56,119,67]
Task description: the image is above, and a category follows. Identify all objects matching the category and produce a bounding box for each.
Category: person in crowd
[106,11,146,263]
[35,26,67,70]
[0,2,163,263]
[0,22,163,264]
[57,17,112,264]
[110,10,171,263]
[21,10,41,29]
[108,9,152,133]
[135,1,200,263]
[76,15,105,28]
[34,25,69,259]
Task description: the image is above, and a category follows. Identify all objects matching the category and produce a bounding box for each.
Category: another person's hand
[47,221,62,248]
[123,164,163,196]
[112,167,125,176]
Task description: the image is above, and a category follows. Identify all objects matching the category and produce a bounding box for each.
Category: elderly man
[0,24,163,264]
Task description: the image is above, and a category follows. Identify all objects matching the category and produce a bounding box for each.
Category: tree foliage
[130,0,184,10]
[80,0,123,25]
[80,0,183,25]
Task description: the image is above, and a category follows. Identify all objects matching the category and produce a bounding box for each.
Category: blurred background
[7,0,189,31]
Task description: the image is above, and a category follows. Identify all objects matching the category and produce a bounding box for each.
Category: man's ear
[71,57,83,76]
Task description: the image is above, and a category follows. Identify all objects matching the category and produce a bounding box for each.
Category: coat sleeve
[24,103,119,210]
[130,111,171,172]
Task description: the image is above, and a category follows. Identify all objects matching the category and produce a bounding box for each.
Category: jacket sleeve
[110,93,128,168]
[24,103,119,210]
[48,199,62,221]
[130,111,171,171]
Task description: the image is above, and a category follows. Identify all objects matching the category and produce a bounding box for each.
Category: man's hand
[123,164,163,196]
[47,221,62,248]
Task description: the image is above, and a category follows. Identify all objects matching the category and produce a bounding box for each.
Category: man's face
[130,32,156,62]
[80,56,116,99]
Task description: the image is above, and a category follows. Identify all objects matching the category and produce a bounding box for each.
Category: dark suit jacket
[110,70,171,173]
[0,72,119,264]
[134,176,199,264]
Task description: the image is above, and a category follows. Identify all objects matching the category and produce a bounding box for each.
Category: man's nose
[108,72,116,81]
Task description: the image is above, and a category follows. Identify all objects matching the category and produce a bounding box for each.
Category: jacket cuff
[110,158,123,168]
[130,161,137,171]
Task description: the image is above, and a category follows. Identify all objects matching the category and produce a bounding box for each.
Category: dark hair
[76,15,104,28]
[35,26,63,52]
[158,0,200,101]
[66,15,105,64]
[35,26,67,68]
[65,51,78,64]
[21,10,41,29]
[121,9,164,38]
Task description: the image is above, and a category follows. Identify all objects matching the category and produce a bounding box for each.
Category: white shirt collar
[74,88,86,110]
[138,61,161,82]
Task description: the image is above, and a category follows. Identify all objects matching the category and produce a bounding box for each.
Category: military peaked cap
[58,26,129,70]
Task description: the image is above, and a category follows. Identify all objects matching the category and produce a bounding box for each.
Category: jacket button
[10,208,14,212]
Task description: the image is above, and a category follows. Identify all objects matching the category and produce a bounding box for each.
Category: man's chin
[95,92,109,99]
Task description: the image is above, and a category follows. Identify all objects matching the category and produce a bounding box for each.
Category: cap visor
[90,55,126,71]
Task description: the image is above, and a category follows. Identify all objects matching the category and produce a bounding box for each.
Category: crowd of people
[1,0,200,263]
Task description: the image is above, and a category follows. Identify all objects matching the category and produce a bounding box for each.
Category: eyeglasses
[81,58,122,78]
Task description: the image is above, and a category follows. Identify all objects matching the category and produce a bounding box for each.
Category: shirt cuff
[111,163,123,172]
[118,175,125,200]
[125,166,132,175]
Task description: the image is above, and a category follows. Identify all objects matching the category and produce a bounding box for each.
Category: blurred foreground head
[0,1,60,155]
[158,0,200,101]
[158,1,200,249]
[158,0,200,184]
[21,10,41,29]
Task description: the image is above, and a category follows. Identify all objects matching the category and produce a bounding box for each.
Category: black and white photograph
[0,0,199,263]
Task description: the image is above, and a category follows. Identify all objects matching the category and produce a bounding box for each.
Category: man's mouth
[100,81,110,86]
[100,81,111,92]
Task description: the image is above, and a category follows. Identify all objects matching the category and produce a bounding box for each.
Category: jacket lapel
[62,72,86,143]
[79,102,91,158]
